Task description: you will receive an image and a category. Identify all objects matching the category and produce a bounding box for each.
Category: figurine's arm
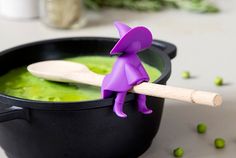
[138,64,150,81]
[125,64,143,85]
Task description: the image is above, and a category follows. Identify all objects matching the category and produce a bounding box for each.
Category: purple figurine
[101,21,153,118]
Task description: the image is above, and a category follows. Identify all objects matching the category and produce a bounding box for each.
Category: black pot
[0,37,176,158]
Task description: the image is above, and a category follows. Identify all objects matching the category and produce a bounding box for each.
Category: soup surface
[0,56,161,102]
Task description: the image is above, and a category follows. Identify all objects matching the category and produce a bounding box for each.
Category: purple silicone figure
[101,21,153,118]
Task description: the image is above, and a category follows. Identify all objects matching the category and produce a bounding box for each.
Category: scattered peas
[214,76,223,86]
[197,123,207,134]
[214,138,225,149]
[181,71,190,79]
[173,147,184,157]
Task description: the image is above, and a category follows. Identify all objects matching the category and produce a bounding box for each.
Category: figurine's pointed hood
[110,21,153,55]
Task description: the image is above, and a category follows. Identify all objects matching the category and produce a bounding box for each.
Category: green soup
[0,56,161,102]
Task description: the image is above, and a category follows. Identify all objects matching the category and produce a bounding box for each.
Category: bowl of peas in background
[0,37,176,158]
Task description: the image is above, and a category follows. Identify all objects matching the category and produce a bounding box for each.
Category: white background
[0,0,235,157]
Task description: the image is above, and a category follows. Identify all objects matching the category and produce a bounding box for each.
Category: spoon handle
[131,82,222,107]
[68,73,222,107]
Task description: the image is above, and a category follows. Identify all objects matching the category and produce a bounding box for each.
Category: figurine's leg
[137,94,152,114]
[113,92,127,118]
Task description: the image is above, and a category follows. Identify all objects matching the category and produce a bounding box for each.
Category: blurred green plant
[85,0,219,13]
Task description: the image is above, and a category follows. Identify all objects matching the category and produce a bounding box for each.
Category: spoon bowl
[27,60,90,82]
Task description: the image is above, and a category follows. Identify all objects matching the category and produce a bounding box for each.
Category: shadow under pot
[0,37,176,158]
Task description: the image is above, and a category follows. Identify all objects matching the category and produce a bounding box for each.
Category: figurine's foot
[113,109,127,118]
[141,109,153,115]
[138,107,153,115]
[137,95,152,115]
[138,103,152,115]
[113,101,127,118]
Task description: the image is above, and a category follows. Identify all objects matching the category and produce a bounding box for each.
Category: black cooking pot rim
[0,37,174,111]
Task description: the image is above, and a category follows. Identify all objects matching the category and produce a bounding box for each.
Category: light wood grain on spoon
[27,60,222,107]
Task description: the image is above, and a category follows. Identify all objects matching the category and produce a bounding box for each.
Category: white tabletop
[0,0,236,157]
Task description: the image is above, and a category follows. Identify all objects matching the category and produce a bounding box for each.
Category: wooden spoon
[27,60,222,107]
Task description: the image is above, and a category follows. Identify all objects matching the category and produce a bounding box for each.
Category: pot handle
[152,40,177,59]
[0,106,30,123]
